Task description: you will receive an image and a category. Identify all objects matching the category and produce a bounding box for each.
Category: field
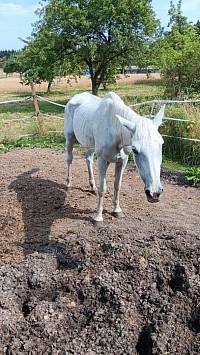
[1,70,200,166]
[0,69,161,93]
[0,73,199,354]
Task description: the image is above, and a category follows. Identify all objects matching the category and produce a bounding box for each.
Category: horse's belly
[73,117,95,149]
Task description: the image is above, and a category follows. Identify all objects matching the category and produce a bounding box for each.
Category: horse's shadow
[8,168,93,256]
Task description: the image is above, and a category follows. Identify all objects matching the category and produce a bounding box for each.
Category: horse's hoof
[91,190,97,195]
[93,220,104,228]
[112,211,124,218]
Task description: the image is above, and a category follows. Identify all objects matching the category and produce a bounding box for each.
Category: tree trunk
[91,79,99,96]
[47,79,53,93]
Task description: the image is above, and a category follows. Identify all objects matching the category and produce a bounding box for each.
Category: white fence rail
[0,90,200,143]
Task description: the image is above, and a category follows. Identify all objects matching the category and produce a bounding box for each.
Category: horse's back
[64,91,131,157]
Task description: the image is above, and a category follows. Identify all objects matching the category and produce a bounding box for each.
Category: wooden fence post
[30,81,44,135]
[30,81,40,117]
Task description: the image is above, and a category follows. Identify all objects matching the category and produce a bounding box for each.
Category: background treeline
[0,50,18,69]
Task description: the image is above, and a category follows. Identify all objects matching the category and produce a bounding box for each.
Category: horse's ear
[153,104,165,128]
[116,114,136,133]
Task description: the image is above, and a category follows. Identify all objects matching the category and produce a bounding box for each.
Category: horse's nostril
[145,189,161,203]
[145,189,152,198]
[156,188,163,197]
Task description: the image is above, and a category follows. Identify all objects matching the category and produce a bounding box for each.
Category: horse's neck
[124,105,141,123]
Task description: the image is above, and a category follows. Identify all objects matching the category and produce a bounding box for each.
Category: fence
[0,82,200,145]
[130,100,200,143]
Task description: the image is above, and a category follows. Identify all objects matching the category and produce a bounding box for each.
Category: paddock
[0,147,199,354]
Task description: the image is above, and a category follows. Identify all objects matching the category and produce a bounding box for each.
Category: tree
[4,29,79,92]
[194,20,200,35]
[157,0,200,97]
[3,55,23,75]
[32,0,158,95]
[0,50,18,69]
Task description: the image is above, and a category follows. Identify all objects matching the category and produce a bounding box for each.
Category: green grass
[0,133,66,153]
[0,78,200,168]
[162,157,188,171]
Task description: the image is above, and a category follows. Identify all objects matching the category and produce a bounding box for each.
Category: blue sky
[0,0,200,50]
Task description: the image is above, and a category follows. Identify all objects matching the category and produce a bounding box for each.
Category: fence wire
[0,93,200,142]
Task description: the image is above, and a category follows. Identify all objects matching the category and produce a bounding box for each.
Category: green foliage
[185,167,200,185]
[3,29,80,92]
[0,50,18,69]
[143,247,154,257]
[194,20,200,35]
[157,0,200,97]
[30,0,158,95]
[159,103,200,166]
[102,241,123,255]
[162,157,187,171]
[0,133,66,153]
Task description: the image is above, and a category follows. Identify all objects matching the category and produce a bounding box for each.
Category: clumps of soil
[0,226,199,354]
[0,148,199,354]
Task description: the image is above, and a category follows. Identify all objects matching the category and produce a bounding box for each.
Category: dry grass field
[0,70,163,143]
[0,70,161,94]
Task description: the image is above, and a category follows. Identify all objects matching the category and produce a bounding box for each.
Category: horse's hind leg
[66,133,76,189]
[112,157,128,217]
[86,150,96,193]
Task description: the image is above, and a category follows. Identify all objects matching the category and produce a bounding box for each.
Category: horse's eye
[132,147,139,154]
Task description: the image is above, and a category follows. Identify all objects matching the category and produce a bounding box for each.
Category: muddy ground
[0,148,199,354]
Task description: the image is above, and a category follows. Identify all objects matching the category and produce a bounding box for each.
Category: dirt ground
[0,147,199,354]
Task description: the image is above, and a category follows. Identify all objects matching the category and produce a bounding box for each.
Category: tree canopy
[4,0,200,98]
[29,0,158,95]
[155,0,200,97]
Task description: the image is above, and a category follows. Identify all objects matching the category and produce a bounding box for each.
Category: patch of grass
[102,241,123,255]
[143,247,154,257]
[0,132,66,152]
[162,157,188,172]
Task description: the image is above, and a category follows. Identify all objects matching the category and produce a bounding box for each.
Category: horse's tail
[64,100,79,137]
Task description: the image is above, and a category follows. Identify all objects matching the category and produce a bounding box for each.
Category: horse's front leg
[113,157,128,217]
[66,133,76,189]
[93,157,109,226]
[86,150,96,194]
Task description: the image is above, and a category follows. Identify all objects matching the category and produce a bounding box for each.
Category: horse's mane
[110,95,163,147]
[132,115,164,147]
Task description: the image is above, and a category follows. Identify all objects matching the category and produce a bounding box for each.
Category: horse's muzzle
[145,189,163,203]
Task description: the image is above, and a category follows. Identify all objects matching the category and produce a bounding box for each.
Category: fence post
[30,81,40,117]
[30,81,44,135]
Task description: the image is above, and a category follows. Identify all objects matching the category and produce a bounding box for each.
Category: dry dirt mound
[0,148,199,354]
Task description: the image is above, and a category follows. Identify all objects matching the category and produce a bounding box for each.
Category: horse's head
[116,106,165,203]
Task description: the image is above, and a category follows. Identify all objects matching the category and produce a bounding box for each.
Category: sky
[0,0,200,50]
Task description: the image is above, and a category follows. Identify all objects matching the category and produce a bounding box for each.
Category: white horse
[64,92,165,226]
